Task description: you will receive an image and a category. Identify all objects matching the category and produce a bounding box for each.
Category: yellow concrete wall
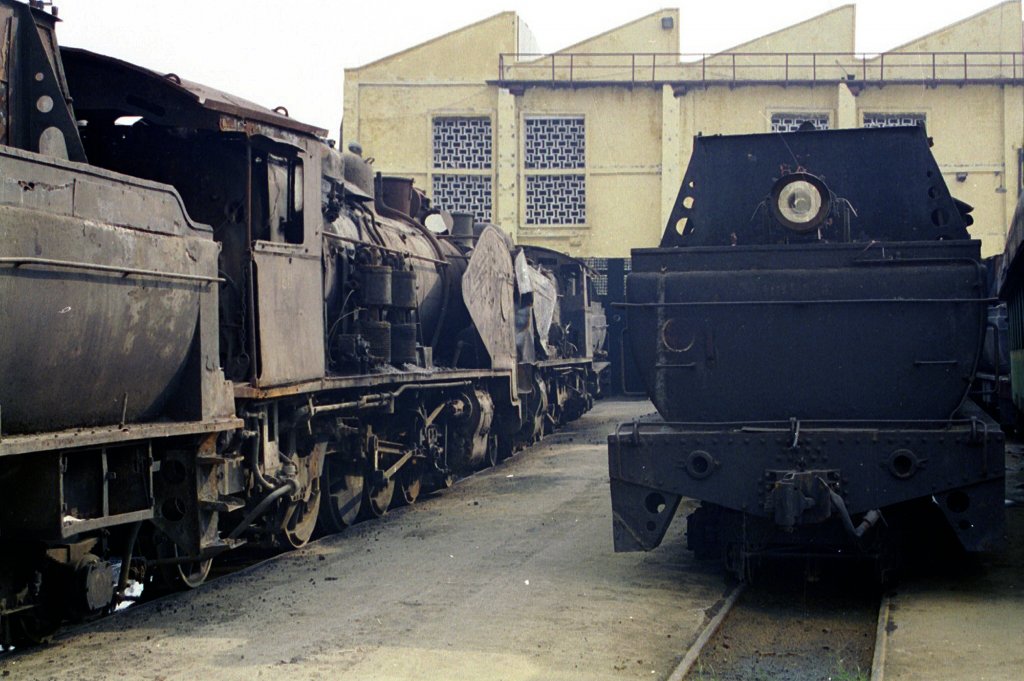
[686,86,838,135]
[871,1,1022,80]
[516,87,664,257]
[890,0,1020,52]
[689,6,856,82]
[352,12,517,82]
[344,13,516,145]
[508,10,680,84]
[725,5,855,53]
[343,2,1024,259]
[353,84,496,176]
[556,9,679,54]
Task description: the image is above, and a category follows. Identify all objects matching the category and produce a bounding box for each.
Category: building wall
[516,87,663,254]
[342,12,518,148]
[353,84,496,176]
[344,2,1024,259]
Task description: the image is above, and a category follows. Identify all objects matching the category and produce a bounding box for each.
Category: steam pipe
[245,426,279,492]
[226,480,298,541]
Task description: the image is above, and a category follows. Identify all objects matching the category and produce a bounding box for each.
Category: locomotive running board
[0,417,243,457]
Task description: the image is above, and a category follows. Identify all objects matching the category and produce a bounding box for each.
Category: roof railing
[495,51,1024,87]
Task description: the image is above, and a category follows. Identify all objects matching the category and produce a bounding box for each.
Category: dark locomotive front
[609,127,1005,578]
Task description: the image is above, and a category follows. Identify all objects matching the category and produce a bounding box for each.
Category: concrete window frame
[429,114,496,222]
[862,111,928,129]
[521,113,588,227]
[767,110,832,133]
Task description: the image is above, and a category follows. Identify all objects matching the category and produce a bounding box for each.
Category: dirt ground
[686,579,878,681]
[0,399,729,681]
[882,444,1024,681]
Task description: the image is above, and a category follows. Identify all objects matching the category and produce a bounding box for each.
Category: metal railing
[496,51,1024,87]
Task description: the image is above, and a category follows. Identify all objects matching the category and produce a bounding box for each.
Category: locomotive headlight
[778,181,819,223]
[768,172,831,233]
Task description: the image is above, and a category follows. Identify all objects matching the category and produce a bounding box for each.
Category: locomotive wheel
[318,458,364,534]
[143,531,212,594]
[161,547,212,591]
[360,477,395,519]
[486,434,500,467]
[281,482,321,549]
[6,608,60,648]
[398,468,422,506]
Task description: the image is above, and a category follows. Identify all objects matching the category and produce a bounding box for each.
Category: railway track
[0,456,510,656]
[672,573,885,681]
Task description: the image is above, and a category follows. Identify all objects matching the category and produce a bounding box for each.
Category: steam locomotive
[0,0,605,645]
[609,126,1005,579]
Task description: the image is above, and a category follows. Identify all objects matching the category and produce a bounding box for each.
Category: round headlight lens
[777,181,822,225]
[767,172,831,233]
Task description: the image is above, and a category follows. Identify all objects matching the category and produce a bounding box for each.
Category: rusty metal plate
[254,250,326,386]
[463,227,516,370]
[530,267,557,355]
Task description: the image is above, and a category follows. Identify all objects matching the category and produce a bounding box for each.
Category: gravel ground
[0,399,728,681]
[686,577,878,681]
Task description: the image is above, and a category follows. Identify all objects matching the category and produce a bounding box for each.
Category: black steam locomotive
[0,0,605,645]
[609,126,1005,579]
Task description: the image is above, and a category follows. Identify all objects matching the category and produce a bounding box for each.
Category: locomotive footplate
[608,400,1005,557]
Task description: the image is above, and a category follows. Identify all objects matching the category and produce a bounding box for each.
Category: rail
[496,51,1024,88]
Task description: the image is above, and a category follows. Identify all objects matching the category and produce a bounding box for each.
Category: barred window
[770,113,830,133]
[526,175,585,225]
[863,112,926,129]
[432,174,492,222]
[431,116,493,221]
[433,117,492,170]
[525,115,586,225]
[525,117,585,170]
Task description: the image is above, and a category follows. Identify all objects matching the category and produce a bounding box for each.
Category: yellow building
[343,2,1024,257]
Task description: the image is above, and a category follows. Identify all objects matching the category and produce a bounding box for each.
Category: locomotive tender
[0,0,604,645]
[609,126,1005,578]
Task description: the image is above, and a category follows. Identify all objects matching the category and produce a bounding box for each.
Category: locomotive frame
[609,127,1006,579]
[0,0,605,645]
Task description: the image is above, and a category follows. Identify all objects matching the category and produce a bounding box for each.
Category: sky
[53,0,1017,139]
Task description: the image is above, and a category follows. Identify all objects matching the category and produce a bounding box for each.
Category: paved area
[882,445,1024,681]
[9,399,1019,681]
[0,399,727,681]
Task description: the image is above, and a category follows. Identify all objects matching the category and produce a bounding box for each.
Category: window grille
[432,174,492,222]
[433,117,492,170]
[526,175,585,225]
[770,113,830,133]
[432,116,493,221]
[863,112,926,129]
[525,116,586,169]
[525,115,586,225]
[581,257,631,298]
[582,257,609,296]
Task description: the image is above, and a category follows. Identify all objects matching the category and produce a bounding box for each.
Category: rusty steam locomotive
[609,126,1005,579]
[0,0,606,645]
